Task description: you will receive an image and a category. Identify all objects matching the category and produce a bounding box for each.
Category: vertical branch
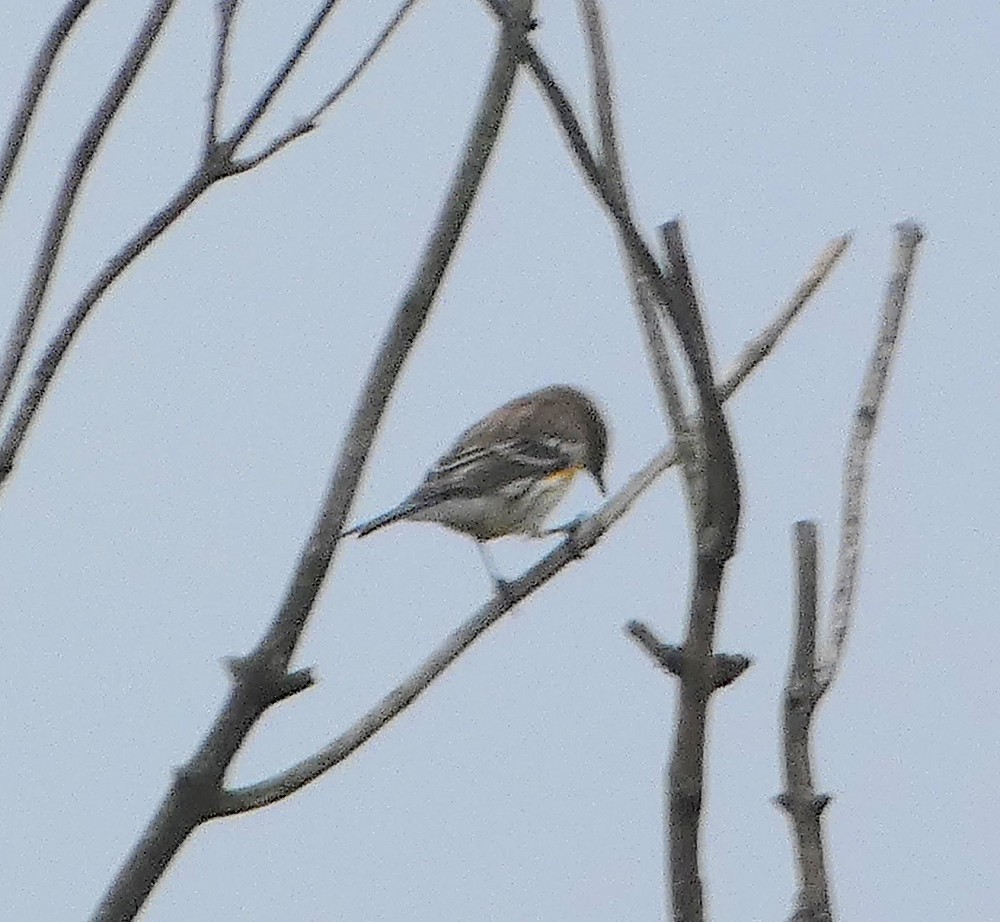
[819,221,924,688]
[0,0,178,417]
[0,0,95,208]
[206,0,241,149]
[89,7,534,919]
[568,6,742,921]
[777,522,832,922]
[575,0,695,510]
[777,223,923,922]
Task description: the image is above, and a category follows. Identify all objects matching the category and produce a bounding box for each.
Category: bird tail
[341,502,417,538]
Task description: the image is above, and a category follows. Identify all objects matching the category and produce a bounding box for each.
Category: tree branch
[226,0,343,151]
[212,231,844,817]
[777,223,923,922]
[0,1,422,495]
[0,0,178,418]
[230,0,422,172]
[206,0,241,150]
[776,521,832,922]
[88,7,534,919]
[575,0,696,513]
[0,170,213,490]
[819,221,924,690]
[0,0,96,209]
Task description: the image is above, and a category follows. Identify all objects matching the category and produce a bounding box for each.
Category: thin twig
[231,0,422,173]
[0,0,95,209]
[0,0,422,493]
[206,0,241,149]
[777,521,832,922]
[575,0,695,511]
[818,221,924,689]
[719,234,852,401]
[0,171,212,490]
[90,7,533,918]
[227,0,343,151]
[0,0,178,418]
[212,232,842,817]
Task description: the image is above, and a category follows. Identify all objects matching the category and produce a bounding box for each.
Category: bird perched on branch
[343,385,609,587]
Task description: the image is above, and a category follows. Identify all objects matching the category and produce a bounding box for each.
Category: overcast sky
[2,1,998,920]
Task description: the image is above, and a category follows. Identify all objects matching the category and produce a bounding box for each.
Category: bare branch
[778,225,922,921]
[0,0,95,209]
[211,234,838,817]
[479,0,604,190]
[0,171,212,491]
[575,0,695,512]
[230,0,422,173]
[0,0,427,493]
[719,234,852,401]
[89,8,534,918]
[0,0,178,418]
[818,221,924,689]
[626,621,750,688]
[206,0,241,149]
[227,0,343,151]
[776,521,833,922]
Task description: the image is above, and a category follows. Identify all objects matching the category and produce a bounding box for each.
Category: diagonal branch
[0,0,96,209]
[0,0,178,418]
[89,8,534,919]
[819,220,924,690]
[213,232,848,817]
[226,0,344,151]
[0,1,421,496]
[229,0,422,173]
[0,170,213,490]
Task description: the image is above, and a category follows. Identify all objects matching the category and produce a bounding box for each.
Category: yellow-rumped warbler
[344,385,609,585]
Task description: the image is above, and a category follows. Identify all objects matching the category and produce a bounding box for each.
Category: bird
[343,385,609,587]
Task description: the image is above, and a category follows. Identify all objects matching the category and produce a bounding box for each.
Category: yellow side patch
[542,467,581,484]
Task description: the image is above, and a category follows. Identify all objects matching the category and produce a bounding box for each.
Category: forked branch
[214,233,845,816]
[0,0,421,494]
[89,8,534,919]
[778,223,924,922]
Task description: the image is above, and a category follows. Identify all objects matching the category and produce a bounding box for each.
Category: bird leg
[475,541,513,597]
[539,513,589,559]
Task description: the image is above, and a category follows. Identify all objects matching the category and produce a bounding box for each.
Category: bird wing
[408,436,581,507]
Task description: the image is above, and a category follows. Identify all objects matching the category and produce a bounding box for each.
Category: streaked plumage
[345,385,609,544]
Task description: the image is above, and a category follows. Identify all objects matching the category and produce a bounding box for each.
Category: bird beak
[594,471,607,495]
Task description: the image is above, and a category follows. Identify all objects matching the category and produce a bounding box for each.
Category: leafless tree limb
[0,0,178,418]
[213,231,845,817]
[718,234,852,402]
[227,0,343,151]
[777,223,923,922]
[819,221,924,690]
[88,7,534,919]
[626,621,751,689]
[0,0,420,494]
[206,0,241,149]
[776,521,832,922]
[0,0,96,209]
[566,14,743,913]
[575,0,696,512]
[0,171,212,489]
[230,0,423,173]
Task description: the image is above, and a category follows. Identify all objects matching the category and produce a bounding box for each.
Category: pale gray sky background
[2,1,998,920]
